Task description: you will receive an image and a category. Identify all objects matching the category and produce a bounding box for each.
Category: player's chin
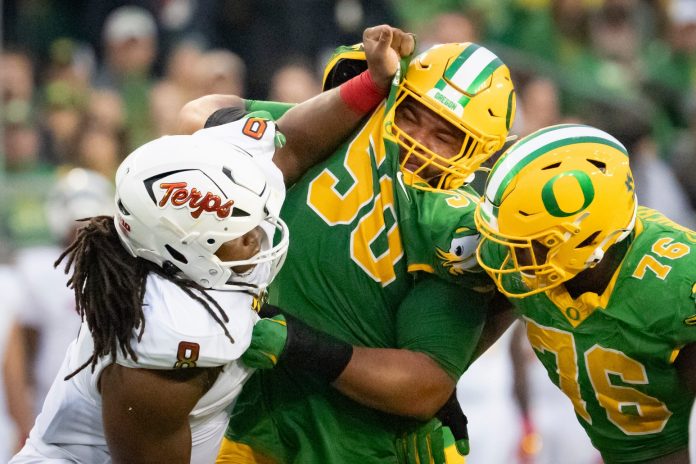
[231,263,256,275]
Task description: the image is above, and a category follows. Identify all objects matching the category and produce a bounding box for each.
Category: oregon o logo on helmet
[541,170,595,217]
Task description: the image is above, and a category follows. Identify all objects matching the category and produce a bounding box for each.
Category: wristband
[259,302,282,318]
[339,70,388,115]
[436,394,470,455]
[280,313,353,383]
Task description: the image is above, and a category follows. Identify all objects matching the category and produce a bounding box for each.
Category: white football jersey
[12,273,258,464]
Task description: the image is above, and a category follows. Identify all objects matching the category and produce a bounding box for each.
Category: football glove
[240,314,287,370]
[436,393,470,456]
[395,418,446,464]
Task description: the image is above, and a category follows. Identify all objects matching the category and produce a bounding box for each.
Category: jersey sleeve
[395,272,491,379]
[663,271,696,347]
[398,185,494,292]
[626,213,696,347]
[117,275,258,370]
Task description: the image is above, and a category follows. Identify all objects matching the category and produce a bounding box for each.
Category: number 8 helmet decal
[475,124,637,298]
[114,115,289,292]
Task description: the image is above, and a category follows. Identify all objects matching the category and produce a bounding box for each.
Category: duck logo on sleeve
[436,233,479,276]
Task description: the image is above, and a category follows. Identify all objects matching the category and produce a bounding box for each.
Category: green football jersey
[227,99,493,462]
[485,207,696,464]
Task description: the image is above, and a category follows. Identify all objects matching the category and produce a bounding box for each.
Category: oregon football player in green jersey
[213,34,517,464]
[476,124,696,464]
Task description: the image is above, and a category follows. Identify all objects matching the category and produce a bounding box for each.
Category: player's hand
[395,418,446,464]
[241,315,287,369]
[436,394,470,457]
[363,24,415,90]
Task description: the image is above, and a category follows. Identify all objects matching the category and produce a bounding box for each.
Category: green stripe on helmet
[463,57,503,95]
[435,44,502,109]
[491,134,628,206]
[435,43,480,93]
[444,43,480,80]
[505,90,515,130]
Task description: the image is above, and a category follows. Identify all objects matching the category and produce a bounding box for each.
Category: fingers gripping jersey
[15,274,258,464]
[482,207,696,463]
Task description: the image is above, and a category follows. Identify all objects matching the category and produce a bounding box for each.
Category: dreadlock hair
[57,215,236,380]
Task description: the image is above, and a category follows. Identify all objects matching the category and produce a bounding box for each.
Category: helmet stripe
[486,125,627,211]
[430,44,503,114]
[443,43,479,80]
[479,201,496,227]
[446,45,502,94]
[505,90,515,130]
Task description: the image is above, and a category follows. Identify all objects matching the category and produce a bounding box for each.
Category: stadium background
[3,0,696,248]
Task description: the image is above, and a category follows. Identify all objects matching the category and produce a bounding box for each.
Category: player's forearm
[275,83,382,185]
[333,347,455,420]
[245,311,454,420]
[274,24,413,185]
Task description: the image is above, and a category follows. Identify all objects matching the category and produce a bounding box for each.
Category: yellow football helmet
[385,42,516,191]
[475,124,637,298]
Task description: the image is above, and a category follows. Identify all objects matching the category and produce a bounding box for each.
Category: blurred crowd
[3,0,696,246]
[2,0,696,462]
[4,0,696,245]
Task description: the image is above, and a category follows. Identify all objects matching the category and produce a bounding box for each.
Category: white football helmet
[114,116,288,292]
[46,168,115,244]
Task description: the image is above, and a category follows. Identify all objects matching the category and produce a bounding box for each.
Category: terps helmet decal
[158,182,234,219]
[143,168,249,221]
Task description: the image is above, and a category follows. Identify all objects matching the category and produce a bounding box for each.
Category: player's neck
[563,238,630,299]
